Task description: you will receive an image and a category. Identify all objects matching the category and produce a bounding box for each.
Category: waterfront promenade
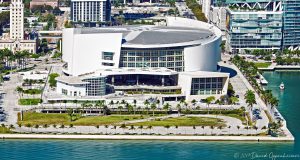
[0,134,294,141]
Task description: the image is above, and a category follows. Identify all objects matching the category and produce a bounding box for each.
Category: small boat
[279,82,285,90]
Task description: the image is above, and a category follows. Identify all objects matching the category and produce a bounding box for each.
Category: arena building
[56,17,229,101]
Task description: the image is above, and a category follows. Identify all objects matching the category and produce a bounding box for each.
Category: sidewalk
[0,134,294,142]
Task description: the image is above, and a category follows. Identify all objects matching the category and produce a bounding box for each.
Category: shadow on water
[220,66,237,78]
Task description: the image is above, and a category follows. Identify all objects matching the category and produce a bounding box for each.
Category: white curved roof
[71,21,220,48]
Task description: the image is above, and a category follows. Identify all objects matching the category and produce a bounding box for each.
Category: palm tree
[121,99,126,105]
[150,103,157,117]
[105,125,109,134]
[176,103,181,116]
[67,108,74,121]
[138,125,143,134]
[73,99,78,108]
[147,125,152,134]
[244,90,256,112]
[193,125,196,134]
[144,99,150,108]
[163,103,170,114]
[230,96,239,105]
[16,86,24,98]
[205,96,215,114]
[191,99,197,109]
[164,125,170,134]
[227,126,231,134]
[253,126,258,135]
[63,100,67,110]
[210,126,214,135]
[270,97,279,111]
[156,99,160,108]
[133,99,137,115]
[127,104,134,114]
[109,100,114,108]
[217,126,223,135]
[145,107,150,115]
[95,100,104,111]
[118,106,123,115]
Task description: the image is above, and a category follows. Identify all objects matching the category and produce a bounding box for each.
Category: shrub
[49,73,59,88]
[19,98,42,105]
[23,89,42,95]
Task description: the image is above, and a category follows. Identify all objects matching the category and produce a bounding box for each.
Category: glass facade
[83,77,106,96]
[191,77,223,95]
[227,11,282,52]
[282,0,300,49]
[120,48,184,72]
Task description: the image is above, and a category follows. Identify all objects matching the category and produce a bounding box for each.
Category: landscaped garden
[130,116,226,127]
[18,112,154,126]
[254,62,272,68]
[18,98,42,105]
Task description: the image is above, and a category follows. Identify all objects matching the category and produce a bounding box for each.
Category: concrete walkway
[0,134,294,142]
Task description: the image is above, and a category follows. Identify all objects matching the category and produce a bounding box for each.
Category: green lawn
[254,62,272,68]
[18,98,42,105]
[18,112,151,126]
[0,127,13,133]
[23,89,42,95]
[130,116,226,127]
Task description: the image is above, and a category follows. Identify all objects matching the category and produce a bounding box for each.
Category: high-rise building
[209,0,300,52]
[10,0,24,40]
[0,0,37,53]
[226,10,283,53]
[282,0,300,50]
[71,0,111,24]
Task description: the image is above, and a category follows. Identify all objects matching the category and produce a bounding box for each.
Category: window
[102,62,114,66]
[102,52,114,60]
[62,89,68,95]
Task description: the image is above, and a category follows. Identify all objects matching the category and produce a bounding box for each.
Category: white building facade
[10,0,24,40]
[0,0,37,53]
[70,0,111,23]
[57,17,229,101]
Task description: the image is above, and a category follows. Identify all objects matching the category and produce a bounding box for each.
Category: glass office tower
[282,0,300,50]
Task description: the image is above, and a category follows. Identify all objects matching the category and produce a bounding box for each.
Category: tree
[73,99,78,108]
[176,103,181,116]
[244,90,256,111]
[193,125,196,134]
[127,104,134,114]
[16,86,24,98]
[109,100,114,108]
[163,103,171,114]
[138,125,143,134]
[164,125,170,134]
[230,97,239,105]
[144,100,150,108]
[147,125,153,134]
[150,103,157,117]
[103,105,110,115]
[205,96,215,114]
[118,106,123,115]
[270,97,279,110]
[191,99,197,109]
[133,99,137,115]
[67,108,74,121]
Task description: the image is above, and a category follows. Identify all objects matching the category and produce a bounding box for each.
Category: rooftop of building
[68,25,216,48]
[56,76,89,85]
[179,71,230,78]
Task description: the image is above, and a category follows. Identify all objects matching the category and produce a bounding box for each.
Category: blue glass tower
[282,0,300,50]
